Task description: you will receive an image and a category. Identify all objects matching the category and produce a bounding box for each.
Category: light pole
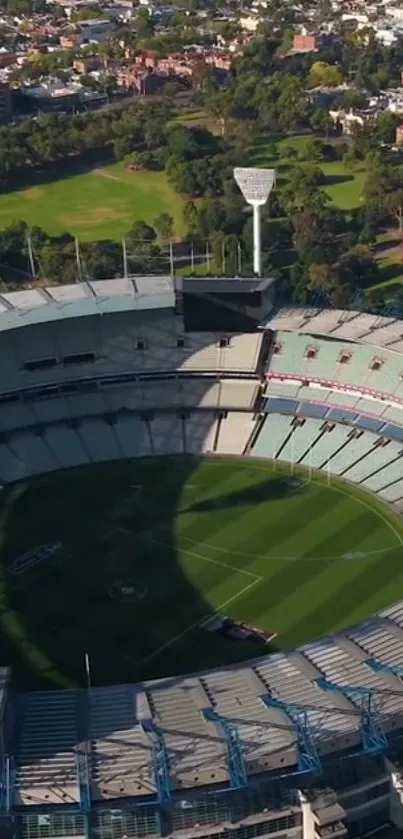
[234,167,276,277]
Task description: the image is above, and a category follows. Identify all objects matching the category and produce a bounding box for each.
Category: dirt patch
[22,187,45,201]
[92,168,124,183]
[60,206,128,227]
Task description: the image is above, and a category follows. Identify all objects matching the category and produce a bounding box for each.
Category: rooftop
[13,607,403,805]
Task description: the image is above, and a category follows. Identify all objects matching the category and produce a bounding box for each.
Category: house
[292,32,320,52]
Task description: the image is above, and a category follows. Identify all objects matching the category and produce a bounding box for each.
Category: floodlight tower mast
[234,167,276,276]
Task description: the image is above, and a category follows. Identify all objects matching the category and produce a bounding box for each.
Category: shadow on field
[323,173,353,187]
[0,453,268,691]
[184,475,303,515]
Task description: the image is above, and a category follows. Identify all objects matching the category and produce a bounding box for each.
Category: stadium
[2,271,403,839]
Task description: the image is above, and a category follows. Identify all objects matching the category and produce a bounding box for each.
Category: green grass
[0,163,186,241]
[1,455,403,690]
[249,134,365,210]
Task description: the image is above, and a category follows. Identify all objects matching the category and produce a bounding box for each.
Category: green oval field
[0,456,402,688]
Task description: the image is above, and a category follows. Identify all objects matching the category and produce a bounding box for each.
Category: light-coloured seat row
[250,413,403,505]
[215,412,257,455]
[0,412,261,483]
[90,686,155,800]
[264,381,403,425]
[2,412,403,513]
[0,378,258,434]
[17,691,79,806]
[268,331,403,402]
[0,311,264,392]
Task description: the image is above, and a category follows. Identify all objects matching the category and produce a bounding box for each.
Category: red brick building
[292,33,319,53]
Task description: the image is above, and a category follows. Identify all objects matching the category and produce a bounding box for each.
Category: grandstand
[3,281,403,839]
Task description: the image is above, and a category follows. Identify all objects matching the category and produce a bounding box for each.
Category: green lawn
[0,163,186,241]
[1,455,402,689]
[249,134,365,210]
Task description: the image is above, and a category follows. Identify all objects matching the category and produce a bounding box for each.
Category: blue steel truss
[203,709,247,789]
[366,658,403,677]
[315,678,388,754]
[76,744,91,812]
[261,696,321,775]
[0,756,12,816]
[142,721,171,802]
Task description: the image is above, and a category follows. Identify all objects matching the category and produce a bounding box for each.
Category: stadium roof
[0,276,276,332]
[1,283,403,357]
[180,277,275,293]
[0,277,175,332]
[14,605,403,806]
[263,306,403,352]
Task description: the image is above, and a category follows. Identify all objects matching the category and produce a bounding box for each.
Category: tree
[113,137,131,161]
[135,6,154,38]
[385,190,403,235]
[310,108,333,137]
[302,138,326,162]
[342,145,357,172]
[362,152,393,208]
[126,221,157,251]
[336,244,378,288]
[183,201,199,236]
[309,61,342,88]
[375,111,401,145]
[153,213,174,243]
[167,126,198,160]
[205,90,233,138]
[282,166,326,214]
[308,262,335,290]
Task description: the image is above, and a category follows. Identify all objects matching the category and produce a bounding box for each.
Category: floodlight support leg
[253,203,261,276]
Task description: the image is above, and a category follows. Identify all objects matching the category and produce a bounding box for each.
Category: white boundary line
[152,538,261,579]
[180,460,403,560]
[140,575,262,664]
[178,533,400,563]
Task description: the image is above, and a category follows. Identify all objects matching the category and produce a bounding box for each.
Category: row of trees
[0,216,179,285]
[0,102,239,201]
[0,103,169,186]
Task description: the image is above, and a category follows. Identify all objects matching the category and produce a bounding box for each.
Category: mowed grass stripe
[209,505,397,632]
[280,530,403,647]
[265,491,366,560]
[210,491,355,587]
[195,486,328,559]
[177,469,260,540]
[178,554,249,598]
[180,484,340,567]
[266,515,389,639]
[232,503,359,622]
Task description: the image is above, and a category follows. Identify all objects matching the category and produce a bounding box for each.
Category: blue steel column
[315,678,387,754]
[203,709,247,789]
[76,744,91,839]
[366,658,403,677]
[141,722,170,802]
[261,697,321,775]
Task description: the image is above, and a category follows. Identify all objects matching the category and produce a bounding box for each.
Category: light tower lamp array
[234,167,276,277]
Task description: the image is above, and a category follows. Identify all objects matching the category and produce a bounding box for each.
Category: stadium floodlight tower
[234,167,276,277]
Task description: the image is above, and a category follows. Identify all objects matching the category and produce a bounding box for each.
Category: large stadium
[2,275,403,839]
